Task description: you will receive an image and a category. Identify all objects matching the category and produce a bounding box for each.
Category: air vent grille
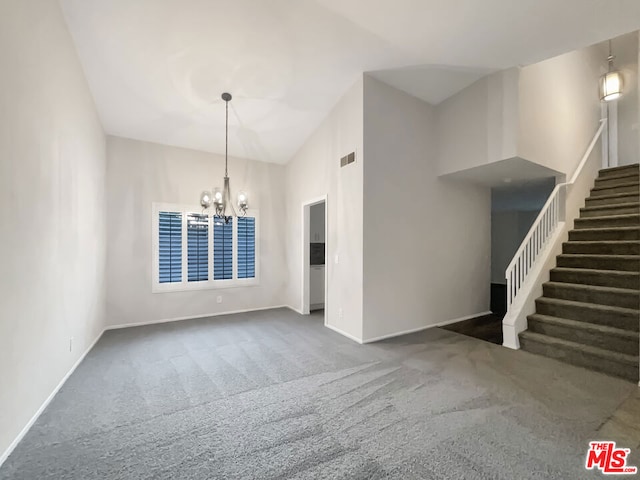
[340,152,356,167]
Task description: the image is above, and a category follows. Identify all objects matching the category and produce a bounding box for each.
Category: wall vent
[340,152,356,167]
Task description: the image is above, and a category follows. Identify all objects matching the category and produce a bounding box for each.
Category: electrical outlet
[338,308,343,319]
[334,254,339,264]
[69,337,74,352]
[217,296,223,304]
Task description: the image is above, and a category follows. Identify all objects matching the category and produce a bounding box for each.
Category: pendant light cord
[225,97,229,177]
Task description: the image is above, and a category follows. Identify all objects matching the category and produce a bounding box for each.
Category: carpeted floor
[1,308,638,479]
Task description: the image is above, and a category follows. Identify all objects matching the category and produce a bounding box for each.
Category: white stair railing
[505,119,608,311]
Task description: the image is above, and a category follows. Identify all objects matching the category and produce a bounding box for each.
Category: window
[187,213,208,282]
[213,217,233,280]
[152,203,259,292]
[158,212,182,283]
[237,217,255,279]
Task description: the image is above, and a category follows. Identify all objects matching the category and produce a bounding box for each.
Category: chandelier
[199,92,248,223]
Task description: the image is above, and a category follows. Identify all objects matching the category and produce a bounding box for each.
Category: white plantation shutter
[213,217,233,280]
[237,217,256,279]
[187,213,209,282]
[158,211,182,283]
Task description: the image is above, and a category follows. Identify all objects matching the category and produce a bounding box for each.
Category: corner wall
[362,76,491,341]
[284,78,364,341]
[106,137,287,327]
[517,42,608,175]
[613,31,639,166]
[0,0,107,460]
[436,69,519,176]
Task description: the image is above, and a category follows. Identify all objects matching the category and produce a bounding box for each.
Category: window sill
[152,278,259,293]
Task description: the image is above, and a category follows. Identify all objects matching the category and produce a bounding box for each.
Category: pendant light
[199,93,248,223]
[600,40,624,102]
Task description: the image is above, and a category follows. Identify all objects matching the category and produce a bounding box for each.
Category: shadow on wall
[490,177,556,308]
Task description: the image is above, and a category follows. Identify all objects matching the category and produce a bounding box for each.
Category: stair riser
[590,184,639,196]
[519,336,638,382]
[580,205,640,217]
[562,242,640,255]
[585,194,639,207]
[527,320,639,356]
[535,300,639,331]
[598,166,640,178]
[550,269,640,289]
[595,175,640,189]
[557,256,640,271]
[543,284,639,309]
[575,216,640,229]
[569,229,640,241]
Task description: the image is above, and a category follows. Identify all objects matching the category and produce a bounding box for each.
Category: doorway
[302,197,327,324]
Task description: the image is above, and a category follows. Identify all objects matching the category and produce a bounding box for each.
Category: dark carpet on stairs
[1,308,637,480]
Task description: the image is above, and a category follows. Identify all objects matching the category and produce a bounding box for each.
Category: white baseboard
[0,329,105,468]
[325,323,364,344]
[362,311,493,344]
[105,305,290,331]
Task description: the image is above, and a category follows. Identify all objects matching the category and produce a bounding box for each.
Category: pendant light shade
[600,71,623,102]
[600,40,623,102]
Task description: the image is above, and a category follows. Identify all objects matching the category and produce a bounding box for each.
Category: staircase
[519,163,640,382]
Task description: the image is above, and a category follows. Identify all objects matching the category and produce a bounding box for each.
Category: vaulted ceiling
[60,0,640,164]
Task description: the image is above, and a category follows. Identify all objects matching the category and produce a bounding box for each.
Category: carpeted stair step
[574,213,640,229]
[568,227,640,241]
[598,163,640,178]
[550,267,640,289]
[535,297,639,331]
[527,314,639,356]
[590,181,639,197]
[542,282,639,309]
[580,203,640,218]
[594,173,639,189]
[562,241,640,255]
[585,192,639,208]
[556,254,640,271]
[519,331,639,382]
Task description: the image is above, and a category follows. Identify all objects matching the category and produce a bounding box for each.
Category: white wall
[363,76,491,341]
[612,31,639,166]
[436,69,519,176]
[518,42,608,175]
[0,0,106,460]
[284,78,364,341]
[106,137,287,327]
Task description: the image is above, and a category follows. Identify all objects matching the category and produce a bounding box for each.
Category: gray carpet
[1,308,638,479]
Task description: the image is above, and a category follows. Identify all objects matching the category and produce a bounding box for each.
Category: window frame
[152,202,259,293]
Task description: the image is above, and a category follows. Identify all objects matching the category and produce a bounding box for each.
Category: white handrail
[505,119,607,309]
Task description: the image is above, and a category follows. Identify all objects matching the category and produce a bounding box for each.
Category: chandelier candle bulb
[237,192,248,214]
[200,191,212,208]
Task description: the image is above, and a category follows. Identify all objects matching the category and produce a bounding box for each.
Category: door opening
[302,197,327,325]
